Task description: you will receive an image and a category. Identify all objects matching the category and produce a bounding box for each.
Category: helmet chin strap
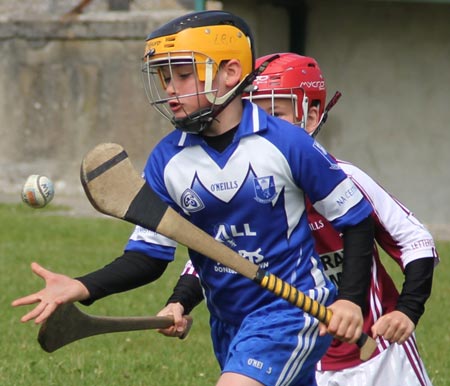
[171,107,216,134]
[175,55,280,134]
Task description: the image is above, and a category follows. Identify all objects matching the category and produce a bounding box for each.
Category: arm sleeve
[76,251,168,305]
[396,257,434,325]
[165,273,204,315]
[337,214,374,311]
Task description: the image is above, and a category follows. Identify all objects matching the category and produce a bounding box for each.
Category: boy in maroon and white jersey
[157,53,438,386]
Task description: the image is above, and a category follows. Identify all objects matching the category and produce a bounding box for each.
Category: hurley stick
[38,303,193,353]
[80,143,377,361]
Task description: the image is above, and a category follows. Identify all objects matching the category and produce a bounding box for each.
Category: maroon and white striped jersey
[315,160,439,372]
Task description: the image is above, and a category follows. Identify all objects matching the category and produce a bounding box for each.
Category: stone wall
[0,0,188,16]
[0,9,187,197]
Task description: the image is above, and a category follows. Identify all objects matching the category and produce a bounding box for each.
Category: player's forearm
[338,215,374,311]
[77,251,168,305]
[166,273,204,314]
[396,257,434,325]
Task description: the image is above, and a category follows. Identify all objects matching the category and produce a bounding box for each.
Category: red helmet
[246,53,326,127]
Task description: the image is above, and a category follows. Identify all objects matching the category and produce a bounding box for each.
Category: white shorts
[315,343,432,386]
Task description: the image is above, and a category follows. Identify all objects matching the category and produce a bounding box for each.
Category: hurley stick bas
[38,303,193,353]
[80,143,377,362]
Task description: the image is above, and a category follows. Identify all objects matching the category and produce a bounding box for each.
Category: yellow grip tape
[260,272,332,325]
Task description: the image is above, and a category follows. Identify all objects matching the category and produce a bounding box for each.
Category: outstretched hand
[11,262,90,324]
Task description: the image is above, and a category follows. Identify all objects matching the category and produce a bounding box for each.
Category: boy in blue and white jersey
[12,11,374,386]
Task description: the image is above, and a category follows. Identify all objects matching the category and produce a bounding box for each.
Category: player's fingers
[30,262,51,279]
[318,322,328,337]
[329,316,350,341]
[159,316,190,338]
[156,303,186,338]
[371,325,380,339]
[176,317,189,334]
[163,317,187,336]
[331,316,362,343]
[371,318,388,339]
[399,323,415,344]
[157,325,178,337]
[171,312,184,328]
[336,322,356,342]
[389,331,407,344]
[175,315,190,334]
[389,322,412,344]
[349,324,363,344]
[19,301,48,323]
[178,317,192,340]
[389,323,403,342]
[381,323,397,341]
[11,292,43,307]
[326,312,341,336]
[396,330,411,345]
[373,324,400,342]
[34,302,59,324]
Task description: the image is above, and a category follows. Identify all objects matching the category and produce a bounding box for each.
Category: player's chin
[172,107,197,119]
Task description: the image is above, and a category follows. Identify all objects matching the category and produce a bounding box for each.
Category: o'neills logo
[210,180,238,192]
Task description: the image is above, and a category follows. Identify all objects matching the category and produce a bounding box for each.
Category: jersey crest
[253,176,276,203]
[181,188,205,212]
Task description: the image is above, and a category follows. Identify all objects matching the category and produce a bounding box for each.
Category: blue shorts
[210,298,333,386]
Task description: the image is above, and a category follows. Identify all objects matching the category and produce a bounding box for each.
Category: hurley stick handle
[255,270,332,324]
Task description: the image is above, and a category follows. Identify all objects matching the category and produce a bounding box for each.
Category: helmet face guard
[245,87,309,128]
[142,11,255,133]
[142,52,221,133]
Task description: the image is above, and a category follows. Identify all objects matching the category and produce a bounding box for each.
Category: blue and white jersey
[126,100,372,325]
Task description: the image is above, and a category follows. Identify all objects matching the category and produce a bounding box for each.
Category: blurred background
[0,0,449,238]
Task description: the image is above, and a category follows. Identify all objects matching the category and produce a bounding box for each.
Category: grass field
[1,203,448,385]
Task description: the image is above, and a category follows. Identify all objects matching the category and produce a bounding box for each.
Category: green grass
[1,203,449,385]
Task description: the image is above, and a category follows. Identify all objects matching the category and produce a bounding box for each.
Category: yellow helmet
[142,11,255,133]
